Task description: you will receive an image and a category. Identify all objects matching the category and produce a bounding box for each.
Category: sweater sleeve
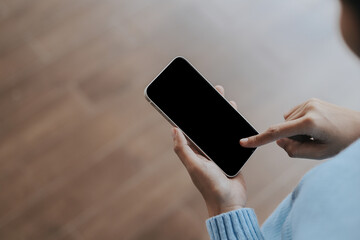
[206,208,264,240]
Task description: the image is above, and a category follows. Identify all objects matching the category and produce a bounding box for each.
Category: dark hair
[342,0,360,15]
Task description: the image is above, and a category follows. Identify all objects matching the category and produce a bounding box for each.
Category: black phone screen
[146,57,257,176]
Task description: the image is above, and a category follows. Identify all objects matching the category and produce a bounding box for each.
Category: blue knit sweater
[206,139,360,239]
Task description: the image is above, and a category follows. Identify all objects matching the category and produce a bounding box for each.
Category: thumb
[172,128,201,169]
[276,138,325,159]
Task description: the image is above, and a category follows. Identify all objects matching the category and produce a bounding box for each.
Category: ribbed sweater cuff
[206,208,264,240]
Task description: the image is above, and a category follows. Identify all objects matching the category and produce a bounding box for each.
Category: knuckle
[282,143,297,158]
[186,163,196,173]
[307,104,315,111]
[309,97,319,103]
[173,144,182,154]
[286,146,296,158]
[302,116,315,127]
[267,126,279,136]
[287,151,295,158]
[186,162,202,175]
[306,98,320,111]
[287,150,296,158]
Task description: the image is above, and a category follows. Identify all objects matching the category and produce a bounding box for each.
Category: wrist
[206,203,244,217]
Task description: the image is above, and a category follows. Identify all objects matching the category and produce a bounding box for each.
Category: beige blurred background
[0,0,359,239]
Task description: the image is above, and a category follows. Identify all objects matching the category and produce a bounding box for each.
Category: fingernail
[240,138,248,144]
[172,128,177,139]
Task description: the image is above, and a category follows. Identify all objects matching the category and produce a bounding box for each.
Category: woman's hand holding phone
[172,86,247,217]
[172,88,360,217]
[240,98,360,159]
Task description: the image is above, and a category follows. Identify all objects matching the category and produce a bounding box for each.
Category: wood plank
[0,25,135,122]
[0,43,43,91]
[0,120,169,239]
[0,0,97,54]
[0,89,158,223]
[72,154,193,240]
[133,193,209,240]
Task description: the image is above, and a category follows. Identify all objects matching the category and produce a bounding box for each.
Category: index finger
[240,117,311,148]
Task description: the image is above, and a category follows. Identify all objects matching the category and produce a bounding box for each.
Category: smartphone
[144,57,257,177]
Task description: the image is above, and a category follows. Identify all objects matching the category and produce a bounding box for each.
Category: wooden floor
[1,0,359,239]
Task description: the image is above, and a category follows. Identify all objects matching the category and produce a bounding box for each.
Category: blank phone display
[146,57,257,176]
